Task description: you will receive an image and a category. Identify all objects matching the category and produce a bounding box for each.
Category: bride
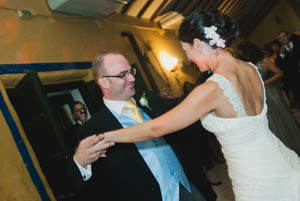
[103,11,300,201]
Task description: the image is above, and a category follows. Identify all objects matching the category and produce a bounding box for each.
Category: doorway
[7,71,101,201]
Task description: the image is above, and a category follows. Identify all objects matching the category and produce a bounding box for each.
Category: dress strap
[207,74,247,117]
[247,62,267,105]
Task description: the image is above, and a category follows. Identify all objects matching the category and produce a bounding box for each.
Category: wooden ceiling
[118,0,279,37]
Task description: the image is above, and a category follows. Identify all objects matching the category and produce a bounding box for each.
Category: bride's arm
[104,81,219,143]
[263,57,283,85]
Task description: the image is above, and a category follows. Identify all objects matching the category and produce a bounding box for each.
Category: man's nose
[127,72,135,82]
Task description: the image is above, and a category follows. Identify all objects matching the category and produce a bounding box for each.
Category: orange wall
[0,0,199,96]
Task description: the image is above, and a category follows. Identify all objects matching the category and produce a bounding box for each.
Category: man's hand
[74,134,115,168]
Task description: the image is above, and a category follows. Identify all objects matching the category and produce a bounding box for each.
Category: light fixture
[159,51,178,71]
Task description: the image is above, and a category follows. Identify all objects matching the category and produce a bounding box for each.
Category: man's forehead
[104,54,130,71]
[74,103,84,109]
[104,54,128,64]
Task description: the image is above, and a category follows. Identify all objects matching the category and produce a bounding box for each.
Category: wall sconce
[159,51,179,71]
[159,51,183,88]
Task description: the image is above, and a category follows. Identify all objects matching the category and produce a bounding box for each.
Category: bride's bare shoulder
[192,79,224,100]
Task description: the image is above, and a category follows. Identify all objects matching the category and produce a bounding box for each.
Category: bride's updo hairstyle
[178,10,238,49]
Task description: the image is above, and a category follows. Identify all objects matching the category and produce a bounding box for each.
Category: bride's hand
[94,134,114,158]
[74,134,115,168]
[101,132,113,142]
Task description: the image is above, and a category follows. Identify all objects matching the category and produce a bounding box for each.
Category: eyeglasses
[79,108,87,114]
[102,68,136,78]
[75,108,87,114]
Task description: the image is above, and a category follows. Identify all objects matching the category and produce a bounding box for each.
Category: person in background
[65,101,89,152]
[160,87,175,99]
[71,101,88,127]
[263,40,290,105]
[276,30,300,107]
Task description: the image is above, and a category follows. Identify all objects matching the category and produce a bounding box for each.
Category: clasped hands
[74,133,113,168]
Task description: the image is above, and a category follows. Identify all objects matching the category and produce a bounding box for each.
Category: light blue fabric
[110,107,191,201]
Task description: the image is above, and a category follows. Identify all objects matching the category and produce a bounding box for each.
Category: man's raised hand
[74,134,115,168]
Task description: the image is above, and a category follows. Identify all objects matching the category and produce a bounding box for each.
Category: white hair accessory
[203,26,226,48]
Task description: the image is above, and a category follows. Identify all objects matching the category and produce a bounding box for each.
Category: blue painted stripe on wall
[0,62,92,74]
[0,92,51,201]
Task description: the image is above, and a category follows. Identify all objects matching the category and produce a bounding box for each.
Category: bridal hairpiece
[203,26,226,48]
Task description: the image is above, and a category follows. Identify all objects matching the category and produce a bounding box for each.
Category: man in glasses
[71,101,88,127]
[65,101,89,151]
[66,51,215,201]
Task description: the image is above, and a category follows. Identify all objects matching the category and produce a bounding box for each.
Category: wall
[0,0,200,96]
[248,0,300,47]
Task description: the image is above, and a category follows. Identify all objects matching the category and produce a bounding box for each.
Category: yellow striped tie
[123,99,143,123]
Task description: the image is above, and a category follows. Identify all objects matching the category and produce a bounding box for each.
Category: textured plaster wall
[248,0,300,47]
[0,0,200,96]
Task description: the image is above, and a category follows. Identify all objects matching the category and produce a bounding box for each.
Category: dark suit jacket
[65,123,81,152]
[66,92,216,201]
[276,35,300,88]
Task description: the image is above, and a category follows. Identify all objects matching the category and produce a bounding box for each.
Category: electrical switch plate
[18,10,33,18]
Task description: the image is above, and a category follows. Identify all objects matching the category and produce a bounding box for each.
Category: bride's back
[214,61,264,118]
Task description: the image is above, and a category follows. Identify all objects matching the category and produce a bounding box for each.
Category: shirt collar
[76,120,83,126]
[103,97,136,115]
[279,52,286,58]
[289,41,294,49]
[285,41,294,51]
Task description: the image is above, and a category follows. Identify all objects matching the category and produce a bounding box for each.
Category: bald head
[91,50,122,81]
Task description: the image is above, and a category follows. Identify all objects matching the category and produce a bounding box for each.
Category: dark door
[132,63,151,100]
[83,80,104,112]
[8,70,72,200]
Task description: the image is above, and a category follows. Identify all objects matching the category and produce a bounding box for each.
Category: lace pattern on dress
[207,74,247,117]
[230,173,290,201]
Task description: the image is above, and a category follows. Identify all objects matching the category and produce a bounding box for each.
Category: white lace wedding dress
[201,70,300,201]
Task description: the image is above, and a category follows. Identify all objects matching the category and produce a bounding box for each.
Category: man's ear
[97,77,108,89]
